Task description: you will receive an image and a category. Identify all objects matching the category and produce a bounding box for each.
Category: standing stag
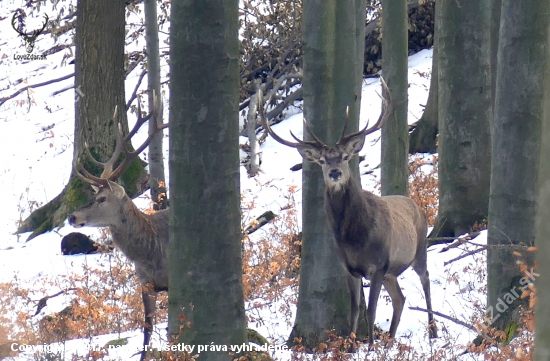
[262,79,437,346]
[68,101,167,361]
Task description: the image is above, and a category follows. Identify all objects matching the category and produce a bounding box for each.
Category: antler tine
[259,88,326,148]
[99,107,126,179]
[337,106,351,144]
[302,120,327,148]
[107,94,167,181]
[339,76,393,143]
[126,95,153,142]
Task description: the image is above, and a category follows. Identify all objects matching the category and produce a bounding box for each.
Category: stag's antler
[75,92,167,187]
[262,77,392,148]
[337,77,392,145]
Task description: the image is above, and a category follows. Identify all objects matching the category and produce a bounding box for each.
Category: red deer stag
[261,79,437,346]
[68,100,167,361]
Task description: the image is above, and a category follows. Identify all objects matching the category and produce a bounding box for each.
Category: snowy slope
[0,3,490,360]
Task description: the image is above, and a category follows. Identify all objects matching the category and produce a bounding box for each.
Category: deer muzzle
[329,169,342,181]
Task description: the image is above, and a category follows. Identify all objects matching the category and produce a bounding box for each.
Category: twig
[409,306,479,334]
[33,288,77,316]
[443,243,531,266]
[427,230,481,248]
[0,73,74,107]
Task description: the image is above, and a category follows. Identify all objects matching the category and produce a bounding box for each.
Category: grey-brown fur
[69,181,167,360]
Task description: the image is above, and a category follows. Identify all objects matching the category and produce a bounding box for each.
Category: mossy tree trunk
[290,0,368,348]
[17,0,142,241]
[487,0,548,336]
[168,0,246,359]
[429,0,491,238]
[381,0,408,196]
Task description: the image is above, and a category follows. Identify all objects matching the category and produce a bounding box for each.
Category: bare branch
[0,73,74,107]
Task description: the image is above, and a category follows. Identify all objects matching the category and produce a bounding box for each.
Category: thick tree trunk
[291,0,368,348]
[144,0,167,210]
[535,25,550,359]
[429,0,491,238]
[487,0,547,335]
[381,0,408,196]
[408,0,440,155]
[168,0,246,359]
[17,0,136,240]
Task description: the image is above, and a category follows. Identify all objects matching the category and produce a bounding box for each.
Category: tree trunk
[381,0,408,196]
[429,0,491,238]
[291,0,368,348]
[535,23,550,358]
[145,0,167,210]
[487,0,547,335]
[489,0,501,113]
[168,0,246,359]
[408,0,440,155]
[17,0,137,241]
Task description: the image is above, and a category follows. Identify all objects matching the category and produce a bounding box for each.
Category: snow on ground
[0,3,488,360]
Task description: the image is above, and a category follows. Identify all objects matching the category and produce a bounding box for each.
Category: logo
[11,9,49,54]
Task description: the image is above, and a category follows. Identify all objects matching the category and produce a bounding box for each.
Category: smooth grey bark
[291,0,368,348]
[429,0,491,238]
[168,0,246,359]
[489,0,501,113]
[408,0,439,155]
[487,0,547,334]
[535,23,550,359]
[381,0,408,196]
[17,0,132,240]
[145,0,167,210]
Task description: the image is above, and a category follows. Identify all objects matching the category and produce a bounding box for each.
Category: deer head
[69,95,166,228]
[261,78,392,192]
[11,11,49,53]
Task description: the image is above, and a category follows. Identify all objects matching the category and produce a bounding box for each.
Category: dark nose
[329,169,342,181]
[68,215,76,225]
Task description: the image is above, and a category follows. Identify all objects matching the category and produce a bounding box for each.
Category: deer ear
[297,145,322,163]
[343,134,367,155]
[107,180,126,199]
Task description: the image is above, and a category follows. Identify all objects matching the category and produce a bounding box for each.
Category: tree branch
[0,73,74,107]
[409,306,480,334]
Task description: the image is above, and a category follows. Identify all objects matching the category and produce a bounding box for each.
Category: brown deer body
[68,100,167,361]
[262,79,437,345]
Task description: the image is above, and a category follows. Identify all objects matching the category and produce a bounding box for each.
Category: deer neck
[108,198,159,262]
[323,176,375,244]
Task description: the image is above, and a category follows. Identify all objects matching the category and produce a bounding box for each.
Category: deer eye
[97,197,106,204]
[319,159,326,165]
[343,154,350,161]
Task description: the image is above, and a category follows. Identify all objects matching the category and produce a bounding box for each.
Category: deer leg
[141,290,157,361]
[413,264,438,338]
[347,274,362,335]
[366,271,384,345]
[382,275,405,339]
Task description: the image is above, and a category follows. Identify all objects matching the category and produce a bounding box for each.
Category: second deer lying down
[68,101,167,361]
[262,79,437,345]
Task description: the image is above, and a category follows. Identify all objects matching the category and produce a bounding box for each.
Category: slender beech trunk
[535,22,550,358]
[144,0,167,210]
[168,0,246,359]
[487,0,547,335]
[381,0,408,196]
[430,0,491,238]
[291,0,367,347]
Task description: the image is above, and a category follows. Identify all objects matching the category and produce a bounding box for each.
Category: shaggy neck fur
[324,176,383,247]
[108,197,167,265]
